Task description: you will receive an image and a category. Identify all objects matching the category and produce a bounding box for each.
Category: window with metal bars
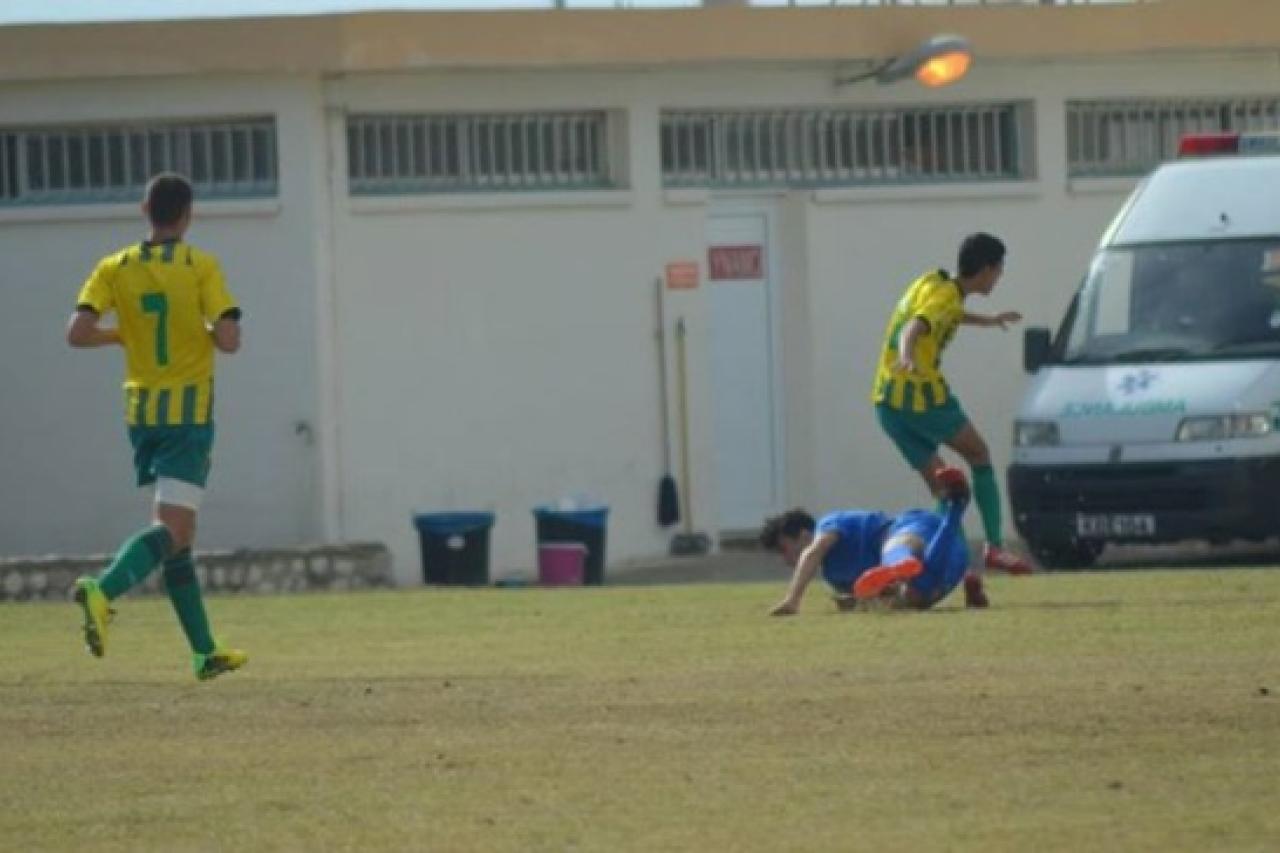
[660,103,1030,188]
[0,118,277,206]
[346,111,615,193]
[1067,97,1280,177]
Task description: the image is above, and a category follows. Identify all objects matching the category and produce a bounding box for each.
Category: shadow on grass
[983,599,1126,612]
[0,671,567,689]
[983,593,1274,614]
[841,599,1128,616]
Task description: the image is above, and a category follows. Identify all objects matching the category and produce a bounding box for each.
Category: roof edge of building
[0,1,1276,84]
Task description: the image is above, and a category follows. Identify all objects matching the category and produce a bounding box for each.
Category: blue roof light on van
[1238,132,1280,155]
[1178,131,1280,158]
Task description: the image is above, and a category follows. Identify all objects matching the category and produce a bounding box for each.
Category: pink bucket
[538,543,587,587]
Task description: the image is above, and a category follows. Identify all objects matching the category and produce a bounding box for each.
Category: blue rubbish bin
[412,511,495,586]
[532,505,609,586]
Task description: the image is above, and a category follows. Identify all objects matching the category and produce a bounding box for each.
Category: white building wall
[3,50,1277,582]
[323,56,1280,581]
[325,73,719,584]
[0,75,327,555]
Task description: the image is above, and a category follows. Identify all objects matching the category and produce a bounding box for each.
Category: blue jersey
[818,508,969,606]
[817,511,893,589]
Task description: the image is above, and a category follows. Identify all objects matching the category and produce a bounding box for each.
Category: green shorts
[875,398,969,470]
[128,424,215,489]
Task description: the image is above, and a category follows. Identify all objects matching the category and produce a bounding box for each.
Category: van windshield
[1060,239,1280,364]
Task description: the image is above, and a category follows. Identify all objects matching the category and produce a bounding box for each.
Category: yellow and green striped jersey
[76,240,239,427]
[871,269,965,412]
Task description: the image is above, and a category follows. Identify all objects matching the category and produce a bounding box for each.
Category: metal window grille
[347,111,614,194]
[0,118,277,206]
[661,103,1029,188]
[1067,97,1280,177]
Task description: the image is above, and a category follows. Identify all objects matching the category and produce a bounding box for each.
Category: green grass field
[2,571,1278,852]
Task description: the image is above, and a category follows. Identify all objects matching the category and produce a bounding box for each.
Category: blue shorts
[882,510,969,608]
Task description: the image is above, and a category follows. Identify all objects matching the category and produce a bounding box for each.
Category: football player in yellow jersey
[871,232,1032,608]
[65,173,248,681]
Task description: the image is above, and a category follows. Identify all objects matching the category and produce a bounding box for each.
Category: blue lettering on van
[1116,369,1158,396]
[1060,399,1187,418]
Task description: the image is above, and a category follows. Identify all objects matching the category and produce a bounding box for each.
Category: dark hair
[759,509,816,551]
[144,173,194,227]
[957,232,1006,278]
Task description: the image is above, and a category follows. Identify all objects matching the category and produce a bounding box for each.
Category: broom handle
[676,317,694,535]
[655,277,673,472]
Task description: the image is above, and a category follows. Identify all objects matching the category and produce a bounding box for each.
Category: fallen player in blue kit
[763,467,973,615]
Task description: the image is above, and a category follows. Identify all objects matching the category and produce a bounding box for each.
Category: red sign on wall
[665,261,701,290]
[707,244,764,281]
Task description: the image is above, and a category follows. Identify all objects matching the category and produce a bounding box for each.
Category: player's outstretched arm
[962,310,1023,330]
[66,309,120,348]
[770,532,838,616]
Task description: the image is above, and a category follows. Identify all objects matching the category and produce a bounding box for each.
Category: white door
[706,206,783,532]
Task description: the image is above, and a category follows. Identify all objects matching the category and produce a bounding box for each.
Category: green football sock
[163,550,215,656]
[972,464,1003,547]
[98,525,174,600]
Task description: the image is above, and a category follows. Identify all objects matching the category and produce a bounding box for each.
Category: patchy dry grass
[2,570,1278,852]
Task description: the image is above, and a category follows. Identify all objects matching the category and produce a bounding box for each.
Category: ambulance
[1010,131,1280,568]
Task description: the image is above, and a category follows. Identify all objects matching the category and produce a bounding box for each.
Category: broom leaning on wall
[655,277,681,528]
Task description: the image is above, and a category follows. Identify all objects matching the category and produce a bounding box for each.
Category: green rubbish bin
[412,511,495,586]
[532,505,609,586]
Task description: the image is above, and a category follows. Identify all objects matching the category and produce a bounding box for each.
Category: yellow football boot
[194,646,249,681]
[73,577,112,658]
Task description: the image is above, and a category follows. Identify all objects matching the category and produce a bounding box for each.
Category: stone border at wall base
[0,543,393,602]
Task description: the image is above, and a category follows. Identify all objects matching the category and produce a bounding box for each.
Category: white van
[1011,131,1280,568]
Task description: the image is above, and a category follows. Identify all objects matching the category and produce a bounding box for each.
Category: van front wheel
[1027,538,1104,570]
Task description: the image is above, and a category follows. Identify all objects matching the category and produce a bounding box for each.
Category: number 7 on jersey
[141,292,170,366]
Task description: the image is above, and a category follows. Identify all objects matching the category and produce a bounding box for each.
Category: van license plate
[1075,513,1156,538]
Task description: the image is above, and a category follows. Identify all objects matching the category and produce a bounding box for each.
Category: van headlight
[1015,420,1060,447]
[1175,413,1273,442]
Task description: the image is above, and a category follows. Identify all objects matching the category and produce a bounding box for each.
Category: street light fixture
[834,34,973,89]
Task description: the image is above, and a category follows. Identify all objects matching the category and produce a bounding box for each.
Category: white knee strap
[154,477,205,511]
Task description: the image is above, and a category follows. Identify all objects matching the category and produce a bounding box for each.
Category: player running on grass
[872,231,1033,609]
[765,467,972,615]
[66,173,247,681]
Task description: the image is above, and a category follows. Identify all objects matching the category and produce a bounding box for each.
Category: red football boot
[963,575,989,609]
[853,557,923,600]
[935,466,971,506]
[983,544,1034,576]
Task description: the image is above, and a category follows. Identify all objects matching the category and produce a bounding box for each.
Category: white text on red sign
[708,245,764,281]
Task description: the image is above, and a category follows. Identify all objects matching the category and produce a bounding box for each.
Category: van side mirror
[1024,327,1053,373]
